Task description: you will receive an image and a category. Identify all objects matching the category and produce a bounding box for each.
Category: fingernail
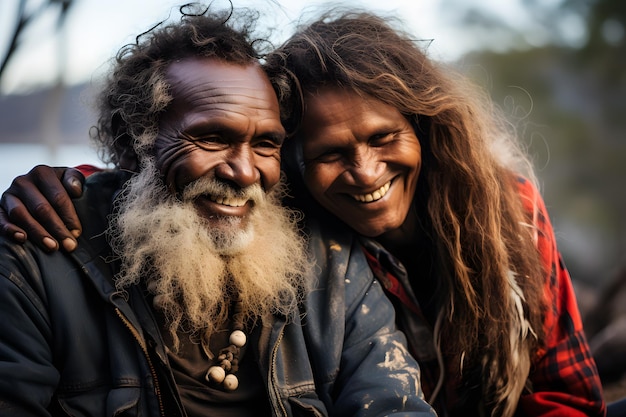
[62,238,77,252]
[43,237,58,250]
[71,229,81,238]
[13,231,26,242]
[70,178,81,189]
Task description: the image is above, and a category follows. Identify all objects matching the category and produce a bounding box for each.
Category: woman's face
[299,87,422,237]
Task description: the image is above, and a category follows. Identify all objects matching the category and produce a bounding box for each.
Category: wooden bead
[147,280,158,293]
[204,299,246,392]
[220,359,232,372]
[206,366,225,383]
[223,374,239,391]
[229,330,247,347]
[152,295,165,309]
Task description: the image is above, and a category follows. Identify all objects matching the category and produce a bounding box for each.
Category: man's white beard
[109,160,310,350]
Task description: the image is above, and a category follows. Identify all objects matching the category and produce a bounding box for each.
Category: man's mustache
[181,178,266,206]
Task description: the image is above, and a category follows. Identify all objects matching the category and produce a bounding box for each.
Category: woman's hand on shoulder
[0,165,85,252]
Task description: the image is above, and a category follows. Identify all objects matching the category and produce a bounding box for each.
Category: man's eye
[255,139,279,148]
[254,138,281,156]
[182,131,214,142]
[196,135,224,144]
[182,132,227,149]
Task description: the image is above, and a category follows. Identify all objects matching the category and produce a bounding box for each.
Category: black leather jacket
[0,171,436,417]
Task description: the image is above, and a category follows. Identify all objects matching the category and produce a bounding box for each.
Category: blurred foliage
[0,0,74,80]
[0,0,622,287]
[451,0,625,286]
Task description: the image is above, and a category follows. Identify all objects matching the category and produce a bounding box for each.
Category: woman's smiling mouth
[351,181,391,203]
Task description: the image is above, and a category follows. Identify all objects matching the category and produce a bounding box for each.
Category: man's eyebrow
[265,132,286,144]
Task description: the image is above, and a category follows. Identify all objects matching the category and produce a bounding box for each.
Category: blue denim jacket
[0,171,436,417]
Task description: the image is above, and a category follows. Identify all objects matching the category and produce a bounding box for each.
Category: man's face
[154,57,285,229]
[113,58,305,337]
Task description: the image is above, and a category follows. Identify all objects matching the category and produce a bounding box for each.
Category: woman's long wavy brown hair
[266,10,547,416]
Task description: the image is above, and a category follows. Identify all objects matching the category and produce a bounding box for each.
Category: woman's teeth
[352,181,391,203]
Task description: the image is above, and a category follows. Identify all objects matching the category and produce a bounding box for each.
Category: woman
[265,12,604,417]
[0,10,605,417]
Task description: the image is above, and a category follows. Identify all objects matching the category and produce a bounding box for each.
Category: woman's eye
[370,132,395,146]
[309,148,342,163]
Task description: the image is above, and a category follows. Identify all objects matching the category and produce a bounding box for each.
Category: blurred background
[1,0,625,399]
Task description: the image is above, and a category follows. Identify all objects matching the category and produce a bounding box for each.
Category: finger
[60,167,86,199]
[46,167,86,238]
[3,165,80,251]
[0,207,27,243]
[1,194,59,251]
[2,183,72,252]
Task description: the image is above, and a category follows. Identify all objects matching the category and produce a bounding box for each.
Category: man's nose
[214,146,260,188]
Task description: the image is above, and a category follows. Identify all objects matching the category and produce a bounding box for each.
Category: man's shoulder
[0,170,126,304]
[81,169,130,201]
[75,169,130,228]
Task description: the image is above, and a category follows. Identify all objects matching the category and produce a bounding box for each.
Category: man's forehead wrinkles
[183,86,271,106]
[181,79,262,95]
[183,92,276,114]
[184,101,275,117]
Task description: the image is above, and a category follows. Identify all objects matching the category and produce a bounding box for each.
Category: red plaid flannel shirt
[362,177,606,417]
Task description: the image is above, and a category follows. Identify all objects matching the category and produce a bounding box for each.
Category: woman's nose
[347,147,383,186]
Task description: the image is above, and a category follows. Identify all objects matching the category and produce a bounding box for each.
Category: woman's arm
[516,177,606,417]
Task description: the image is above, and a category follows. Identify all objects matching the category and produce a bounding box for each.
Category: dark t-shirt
[152,306,272,417]
[167,326,271,417]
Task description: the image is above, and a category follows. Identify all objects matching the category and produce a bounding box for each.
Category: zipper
[269,326,288,417]
[115,307,166,417]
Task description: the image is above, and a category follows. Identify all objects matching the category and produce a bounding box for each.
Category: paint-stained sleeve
[304,218,437,417]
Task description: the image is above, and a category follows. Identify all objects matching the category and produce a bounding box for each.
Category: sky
[1,0,588,94]
[0,0,561,193]
[0,0,471,192]
[0,0,528,94]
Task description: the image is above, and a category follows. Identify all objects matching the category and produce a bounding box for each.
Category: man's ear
[114,134,139,172]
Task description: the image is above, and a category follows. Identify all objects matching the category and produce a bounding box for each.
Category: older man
[0,7,435,417]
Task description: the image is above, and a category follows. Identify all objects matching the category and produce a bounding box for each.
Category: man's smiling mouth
[208,194,248,207]
[351,181,391,203]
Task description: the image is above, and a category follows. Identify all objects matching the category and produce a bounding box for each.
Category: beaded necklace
[204,296,247,391]
[148,278,248,392]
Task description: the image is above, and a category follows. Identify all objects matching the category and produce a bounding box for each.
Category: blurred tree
[1,0,76,164]
[0,0,74,81]
[453,0,625,286]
